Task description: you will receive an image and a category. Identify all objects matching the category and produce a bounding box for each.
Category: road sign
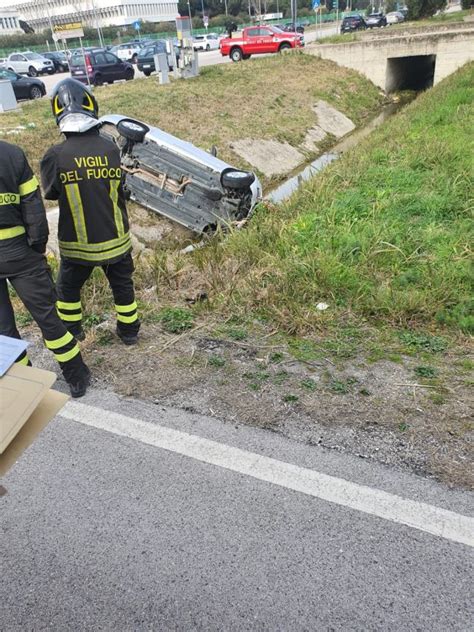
[52,21,84,41]
[312,0,321,8]
[133,19,141,31]
[203,15,209,28]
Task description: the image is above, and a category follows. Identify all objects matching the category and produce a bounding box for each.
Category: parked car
[192,33,220,51]
[6,51,54,76]
[137,41,179,75]
[41,51,69,72]
[109,41,144,63]
[340,14,367,33]
[281,22,305,34]
[99,114,262,234]
[0,67,45,100]
[386,11,405,24]
[365,12,387,28]
[220,26,304,62]
[69,49,134,86]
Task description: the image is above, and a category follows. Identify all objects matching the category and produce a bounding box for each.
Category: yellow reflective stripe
[19,175,39,196]
[117,312,139,324]
[0,226,26,240]
[16,354,30,365]
[58,311,82,322]
[65,183,88,244]
[115,301,137,314]
[0,193,20,205]
[56,300,82,310]
[110,179,124,237]
[54,344,81,363]
[60,239,131,262]
[44,331,74,350]
[59,232,130,253]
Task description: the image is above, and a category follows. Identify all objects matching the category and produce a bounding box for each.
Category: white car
[109,41,143,63]
[386,11,405,24]
[193,34,221,51]
[6,51,54,77]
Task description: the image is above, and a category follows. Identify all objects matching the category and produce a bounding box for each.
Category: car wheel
[132,53,138,64]
[242,54,251,60]
[29,85,43,99]
[143,70,151,77]
[230,47,243,62]
[48,68,55,75]
[94,74,103,86]
[125,68,134,81]
[279,43,292,53]
[117,118,150,143]
[221,170,255,189]
[28,66,38,77]
[206,44,210,51]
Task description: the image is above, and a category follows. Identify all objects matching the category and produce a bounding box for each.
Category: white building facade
[0,10,22,34]
[13,0,179,32]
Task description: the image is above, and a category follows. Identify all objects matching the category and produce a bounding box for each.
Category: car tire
[28,66,38,77]
[279,43,292,53]
[132,53,138,64]
[117,118,150,143]
[125,68,134,81]
[29,85,43,99]
[206,44,210,51]
[230,47,243,62]
[221,169,255,189]
[94,74,103,86]
[143,70,151,77]
[242,54,251,60]
[48,68,55,75]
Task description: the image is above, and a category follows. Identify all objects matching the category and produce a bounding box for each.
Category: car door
[244,28,260,55]
[105,52,125,81]
[259,28,277,52]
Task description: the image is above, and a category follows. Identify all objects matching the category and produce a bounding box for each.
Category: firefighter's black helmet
[51,78,99,127]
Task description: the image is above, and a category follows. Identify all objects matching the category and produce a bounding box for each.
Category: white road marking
[61,401,474,547]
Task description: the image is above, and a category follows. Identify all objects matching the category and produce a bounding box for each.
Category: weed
[209,355,226,368]
[282,394,299,403]
[329,379,350,394]
[16,312,33,327]
[273,370,289,385]
[83,313,106,329]
[398,422,408,432]
[430,393,446,406]
[227,327,248,341]
[399,332,448,353]
[96,330,114,347]
[359,388,371,396]
[243,370,270,382]
[301,378,317,391]
[269,352,284,363]
[414,366,438,379]
[158,307,194,334]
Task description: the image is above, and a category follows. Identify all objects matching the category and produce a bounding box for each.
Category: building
[12,0,179,32]
[0,10,22,34]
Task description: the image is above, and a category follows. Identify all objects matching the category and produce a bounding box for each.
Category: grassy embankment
[0,53,384,190]
[186,63,474,337]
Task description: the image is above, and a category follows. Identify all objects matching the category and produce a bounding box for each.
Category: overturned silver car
[99,114,262,234]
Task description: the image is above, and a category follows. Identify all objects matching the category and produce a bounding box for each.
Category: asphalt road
[1,388,473,630]
[40,24,338,95]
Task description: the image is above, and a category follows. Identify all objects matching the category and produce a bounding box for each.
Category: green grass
[190,64,474,335]
[158,307,194,333]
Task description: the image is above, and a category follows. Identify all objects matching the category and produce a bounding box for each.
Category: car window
[195,36,204,41]
[139,47,154,57]
[0,69,17,80]
[246,28,259,37]
[70,54,86,67]
[93,52,106,64]
[25,53,42,60]
[105,53,118,64]
[259,29,272,36]
[10,54,21,61]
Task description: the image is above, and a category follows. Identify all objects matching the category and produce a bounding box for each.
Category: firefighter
[0,139,90,398]
[40,79,140,346]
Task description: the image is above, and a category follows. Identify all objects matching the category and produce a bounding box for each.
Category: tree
[405,0,447,20]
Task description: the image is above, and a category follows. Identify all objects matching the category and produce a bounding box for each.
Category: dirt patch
[230,139,305,178]
[313,100,356,138]
[21,318,472,490]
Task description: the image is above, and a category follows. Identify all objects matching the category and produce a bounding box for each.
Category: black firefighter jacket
[0,140,48,264]
[40,128,131,266]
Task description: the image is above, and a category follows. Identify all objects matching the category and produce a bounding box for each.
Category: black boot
[67,367,91,398]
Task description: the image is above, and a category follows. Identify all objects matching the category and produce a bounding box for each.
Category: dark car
[282,22,305,34]
[340,14,367,33]
[365,12,387,28]
[137,41,179,76]
[0,67,45,100]
[69,49,134,86]
[41,51,69,72]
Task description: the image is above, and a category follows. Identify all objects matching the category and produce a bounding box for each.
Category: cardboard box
[0,364,68,477]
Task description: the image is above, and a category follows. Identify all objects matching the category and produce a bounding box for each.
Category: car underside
[99,115,262,234]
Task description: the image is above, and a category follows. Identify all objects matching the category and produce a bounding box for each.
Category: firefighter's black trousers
[0,248,88,383]
[56,253,140,338]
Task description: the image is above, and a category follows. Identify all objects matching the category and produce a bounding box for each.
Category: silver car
[99,115,262,234]
[6,51,54,76]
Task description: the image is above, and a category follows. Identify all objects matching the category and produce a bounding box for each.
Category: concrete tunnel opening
[386,55,437,92]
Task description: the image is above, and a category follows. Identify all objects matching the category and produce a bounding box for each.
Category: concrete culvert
[386,55,436,93]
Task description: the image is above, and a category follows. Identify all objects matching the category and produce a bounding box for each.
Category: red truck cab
[220,26,304,62]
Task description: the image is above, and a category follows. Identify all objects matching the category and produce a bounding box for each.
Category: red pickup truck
[220,26,304,62]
